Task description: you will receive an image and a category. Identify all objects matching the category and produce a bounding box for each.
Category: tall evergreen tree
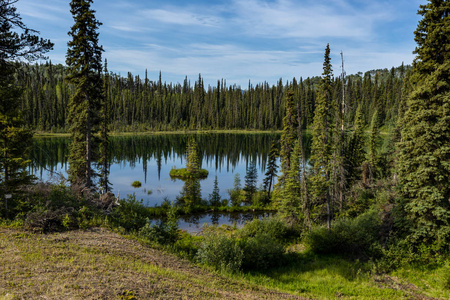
[0,0,52,214]
[98,58,110,192]
[279,140,302,227]
[397,0,450,249]
[278,90,298,186]
[66,0,103,188]
[310,44,335,230]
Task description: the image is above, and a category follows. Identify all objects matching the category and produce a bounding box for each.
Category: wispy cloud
[140,8,221,27]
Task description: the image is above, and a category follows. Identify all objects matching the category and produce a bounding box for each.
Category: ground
[0,227,303,299]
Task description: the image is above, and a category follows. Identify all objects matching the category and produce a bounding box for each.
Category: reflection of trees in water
[31,133,311,179]
[210,213,220,225]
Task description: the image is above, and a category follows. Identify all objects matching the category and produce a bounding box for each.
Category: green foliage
[239,216,294,244]
[197,217,289,272]
[66,0,104,188]
[397,0,450,251]
[228,173,242,207]
[279,140,302,227]
[131,181,142,188]
[278,89,298,186]
[109,194,151,232]
[243,160,257,203]
[208,176,221,206]
[169,168,208,179]
[139,204,180,245]
[196,231,244,273]
[310,44,336,227]
[262,142,278,200]
[305,210,382,258]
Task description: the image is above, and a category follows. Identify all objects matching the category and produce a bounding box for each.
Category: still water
[30,133,283,207]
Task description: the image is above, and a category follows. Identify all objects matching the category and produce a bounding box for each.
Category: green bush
[240,216,293,244]
[110,194,151,232]
[196,232,244,273]
[241,233,285,270]
[139,205,180,245]
[305,210,382,258]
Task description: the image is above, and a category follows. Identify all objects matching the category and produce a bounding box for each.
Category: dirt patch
[0,227,304,299]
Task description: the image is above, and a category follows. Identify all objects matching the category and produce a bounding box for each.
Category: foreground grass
[1,226,448,299]
[0,227,301,299]
[229,249,450,300]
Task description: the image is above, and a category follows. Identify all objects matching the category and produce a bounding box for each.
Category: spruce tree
[310,44,335,230]
[208,175,221,206]
[262,142,278,200]
[66,0,103,188]
[0,0,52,214]
[243,160,257,203]
[345,105,366,185]
[98,58,110,192]
[278,90,298,186]
[279,140,302,227]
[397,0,450,249]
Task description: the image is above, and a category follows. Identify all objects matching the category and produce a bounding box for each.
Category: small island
[169,167,208,179]
[170,138,208,180]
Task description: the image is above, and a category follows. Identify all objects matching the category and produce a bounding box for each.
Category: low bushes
[196,216,289,272]
[304,209,382,259]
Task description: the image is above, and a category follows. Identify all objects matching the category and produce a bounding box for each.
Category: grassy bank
[1,226,448,299]
[0,227,301,299]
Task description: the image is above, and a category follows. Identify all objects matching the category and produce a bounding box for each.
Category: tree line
[16,61,410,133]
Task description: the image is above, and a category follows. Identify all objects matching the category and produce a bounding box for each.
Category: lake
[30,133,283,207]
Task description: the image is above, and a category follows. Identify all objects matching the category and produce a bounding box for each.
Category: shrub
[110,194,151,232]
[196,232,244,273]
[305,210,382,258]
[139,205,180,245]
[241,233,285,270]
[240,216,293,244]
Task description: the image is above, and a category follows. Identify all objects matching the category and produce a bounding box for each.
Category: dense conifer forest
[16,61,410,132]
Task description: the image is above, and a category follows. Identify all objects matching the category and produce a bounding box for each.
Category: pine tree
[228,172,242,207]
[66,0,104,188]
[310,44,335,230]
[98,58,110,193]
[397,0,450,249]
[279,140,302,227]
[262,142,278,200]
[186,138,200,175]
[0,0,52,214]
[345,105,366,185]
[243,160,257,203]
[367,109,381,181]
[208,175,221,206]
[278,90,298,186]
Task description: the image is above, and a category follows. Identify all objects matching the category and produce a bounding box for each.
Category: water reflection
[30,133,307,205]
[177,212,273,233]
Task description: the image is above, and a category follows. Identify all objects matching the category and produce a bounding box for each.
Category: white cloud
[140,8,221,27]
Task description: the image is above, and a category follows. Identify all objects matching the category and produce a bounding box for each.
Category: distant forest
[16,62,411,132]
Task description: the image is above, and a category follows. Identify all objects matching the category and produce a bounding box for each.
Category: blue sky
[15,0,425,87]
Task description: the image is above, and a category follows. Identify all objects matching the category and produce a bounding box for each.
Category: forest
[17,61,409,133]
[1,0,450,299]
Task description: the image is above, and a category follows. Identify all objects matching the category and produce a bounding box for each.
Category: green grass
[229,252,450,299]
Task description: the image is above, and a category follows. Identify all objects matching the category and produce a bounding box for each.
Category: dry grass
[0,227,303,299]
